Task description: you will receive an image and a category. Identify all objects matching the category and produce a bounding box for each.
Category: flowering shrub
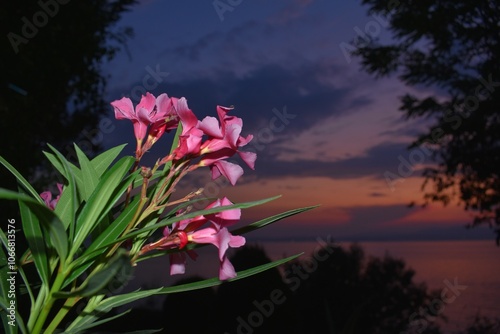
[0,92,315,333]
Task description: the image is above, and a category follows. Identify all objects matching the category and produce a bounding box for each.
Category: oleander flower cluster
[110,92,255,279]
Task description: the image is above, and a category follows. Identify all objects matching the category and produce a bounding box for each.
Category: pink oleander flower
[171,97,204,160]
[111,93,156,143]
[111,92,181,156]
[172,104,256,185]
[141,197,244,280]
[145,94,181,146]
[198,106,257,185]
[40,183,63,210]
[163,224,245,280]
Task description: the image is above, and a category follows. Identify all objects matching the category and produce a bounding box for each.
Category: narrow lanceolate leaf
[0,156,43,204]
[136,205,318,263]
[1,188,69,265]
[54,183,77,230]
[26,202,69,263]
[158,253,303,293]
[17,199,50,287]
[94,195,282,252]
[47,144,79,239]
[231,205,319,235]
[90,144,127,177]
[64,309,133,334]
[43,151,81,185]
[75,144,100,200]
[63,197,141,288]
[71,156,135,256]
[163,123,182,172]
[55,249,132,299]
[64,290,161,333]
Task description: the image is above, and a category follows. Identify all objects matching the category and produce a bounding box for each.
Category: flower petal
[211,160,244,185]
[111,97,135,120]
[238,151,257,170]
[169,253,186,275]
[199,116,223,138]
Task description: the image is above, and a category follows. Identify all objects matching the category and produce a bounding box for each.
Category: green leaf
[137,204,318,263]
[164,123,182,172]
[24,200,69,263]
[231,205,319,235]
[90,144,126,176]
[43,151,77,182]
[63,197,141,288]
[75,144,100,200]
[1,188,69,265]
[65,309,132,334]
[47,144,79,239]
[55,249,132,298]
[0,230,34,307]
[158,253,303,293]
[94,195,282,252]
[17,199,50,287]
[0,156,43,204]
[43,151,83,196]
[71,156,135,257]
[54,183,77,231]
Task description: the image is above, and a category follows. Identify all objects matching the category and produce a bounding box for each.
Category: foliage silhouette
[465,315,500,334]
[285,242,443,334]
[0,0,136,190]
[215,245,298,334]
[353,0,500,242]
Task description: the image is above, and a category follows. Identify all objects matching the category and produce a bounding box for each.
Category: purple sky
[100,0,493,241]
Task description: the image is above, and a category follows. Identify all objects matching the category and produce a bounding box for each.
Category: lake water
[129,239,500,333]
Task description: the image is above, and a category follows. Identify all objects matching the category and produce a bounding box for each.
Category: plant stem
[44,296,81,333]
[30,265,67,334]
[27,286,47,331]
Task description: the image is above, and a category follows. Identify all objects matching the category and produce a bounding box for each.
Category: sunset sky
[101,0,492,241]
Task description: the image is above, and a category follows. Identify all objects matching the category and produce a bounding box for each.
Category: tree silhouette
[0,0,136,190]
[286,243,443,333]
[216,245,298,334]
[353,1,500,242]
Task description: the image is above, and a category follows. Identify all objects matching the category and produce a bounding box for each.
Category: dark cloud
[252,141,410,180]
[369,192,386,197]
[109,60,372,136]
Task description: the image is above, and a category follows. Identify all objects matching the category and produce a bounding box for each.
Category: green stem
[44,296,81,333]
[26,286,47,331]
[30,265,67,334]
[65,294,105,332]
